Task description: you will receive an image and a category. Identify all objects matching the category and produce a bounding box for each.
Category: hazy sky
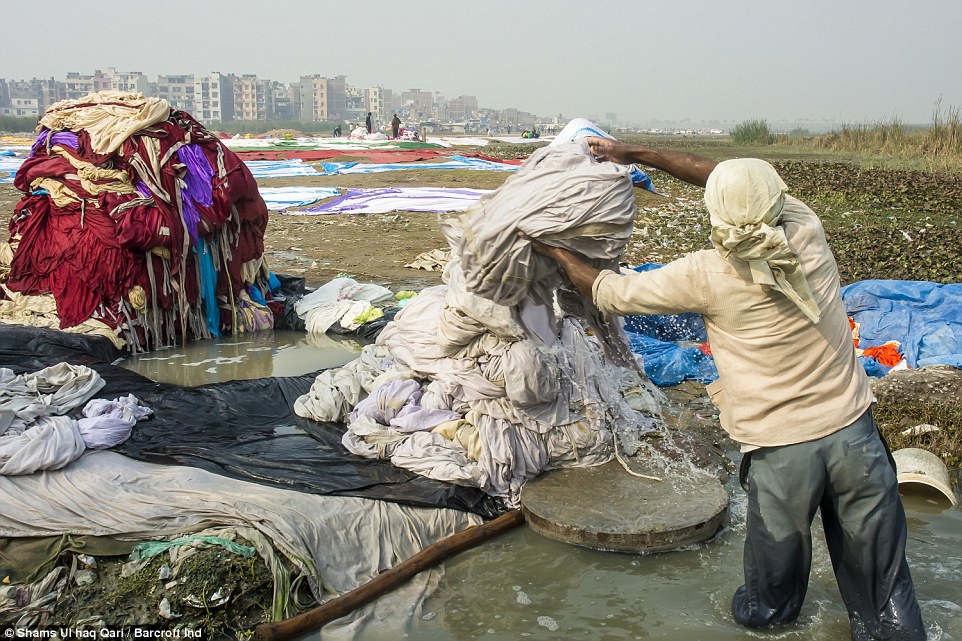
[3,0,960,125]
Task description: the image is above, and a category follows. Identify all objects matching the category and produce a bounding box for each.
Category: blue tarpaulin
[842,280,962,369]
[623,269,961,386]
[626,331,718,387]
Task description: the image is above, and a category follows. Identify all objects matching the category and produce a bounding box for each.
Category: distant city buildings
[0,68,571,133]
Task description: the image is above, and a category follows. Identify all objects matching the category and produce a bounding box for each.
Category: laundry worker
[365,112,373,134]
[523,139,926,641]
[391,113,401,139]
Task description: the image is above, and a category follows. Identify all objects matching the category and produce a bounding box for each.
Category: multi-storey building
[194,72,234,123]
[401,88,433,119]
[366,86,385,124]
[298,75,347,122]
[272,82,293,121]
[103,67,149,94]
[232,74,272,121]
[154,74,195,113]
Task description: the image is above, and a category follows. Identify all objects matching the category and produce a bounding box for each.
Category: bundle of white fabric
[0,364,152,475]
[295,259,661,507]
[294,277,394,335]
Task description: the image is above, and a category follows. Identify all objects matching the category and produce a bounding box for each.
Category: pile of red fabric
[4,92,271,352]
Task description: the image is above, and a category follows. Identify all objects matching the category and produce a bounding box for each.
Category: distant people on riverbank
[391,113,401,139]
[365,112,373,134]
[333,124,342,137]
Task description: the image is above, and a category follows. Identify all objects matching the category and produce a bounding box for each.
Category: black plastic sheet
[0,325,503,519]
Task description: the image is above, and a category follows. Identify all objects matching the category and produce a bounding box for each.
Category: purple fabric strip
[30,130,80,156]
[177,144,215,240]
[178,144,214,207]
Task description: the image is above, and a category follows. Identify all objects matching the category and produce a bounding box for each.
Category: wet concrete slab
[521,460,729,553]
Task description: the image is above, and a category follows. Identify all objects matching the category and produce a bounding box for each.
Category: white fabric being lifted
[452,139,637,366]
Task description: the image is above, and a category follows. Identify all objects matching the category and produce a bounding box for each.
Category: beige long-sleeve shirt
[593,196,873,447]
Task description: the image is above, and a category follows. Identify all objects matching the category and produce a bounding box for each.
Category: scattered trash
[422,611,437,621]
[516,591,531,605]
[159,563,172,580]
[901,424,941,436]
[183,586,232,609]
[158,597,181,620]
[77,555,97,569]
[74,569,98,586]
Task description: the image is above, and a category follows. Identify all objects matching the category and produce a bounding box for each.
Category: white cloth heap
[0,364,151,475]
[294,277,395,334]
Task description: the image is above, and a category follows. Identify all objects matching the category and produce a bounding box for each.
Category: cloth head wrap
[705,159,821,323]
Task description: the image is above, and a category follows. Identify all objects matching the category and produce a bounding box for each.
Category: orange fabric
[862,342,903,367]
[699,342,712,356]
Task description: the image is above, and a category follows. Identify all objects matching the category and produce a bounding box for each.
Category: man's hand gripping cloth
[451,140,638,365]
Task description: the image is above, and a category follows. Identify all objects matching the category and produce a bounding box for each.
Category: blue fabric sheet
[320,156,518,175]
[626,332,718,387]
[842,280,962,369]
[623,265,707,341]
[622,269,962,386]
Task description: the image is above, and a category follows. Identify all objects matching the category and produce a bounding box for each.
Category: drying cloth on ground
[39,91,171,155]
[244,158,323,178]
[0,324,502,518]
[841,280,962,369]
[259,187,341,210]
[302,187,490,215]
[0,284,126,349]
[0,155,24,183]
[222,138,444,152]
[0,450,482,602]
[550,118,655,192]
[319,156,518,175]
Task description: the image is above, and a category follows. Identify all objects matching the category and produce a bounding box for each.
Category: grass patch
[875,400,962,469]
[729,119,775,145]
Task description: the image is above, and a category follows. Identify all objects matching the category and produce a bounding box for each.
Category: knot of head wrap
[705,159,821,323]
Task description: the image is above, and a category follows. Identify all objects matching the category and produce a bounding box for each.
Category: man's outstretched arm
[586,137,717,188]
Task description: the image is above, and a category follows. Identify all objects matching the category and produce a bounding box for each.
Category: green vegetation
[780,103,962,173]
[0,115,39,133]
[729,118,775,145]
[874,400,962,470]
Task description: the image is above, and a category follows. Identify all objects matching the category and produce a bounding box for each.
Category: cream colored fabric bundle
[705,159,821,323]
[39,91,171,155]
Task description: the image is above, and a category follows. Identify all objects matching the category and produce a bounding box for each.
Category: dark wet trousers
[733,408,926,640]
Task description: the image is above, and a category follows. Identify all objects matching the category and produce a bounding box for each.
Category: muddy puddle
[123,334,962,640]
[120,329,366,386]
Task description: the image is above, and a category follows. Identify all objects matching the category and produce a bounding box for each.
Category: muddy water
[121,336,962,640]
[120,330,366,385]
